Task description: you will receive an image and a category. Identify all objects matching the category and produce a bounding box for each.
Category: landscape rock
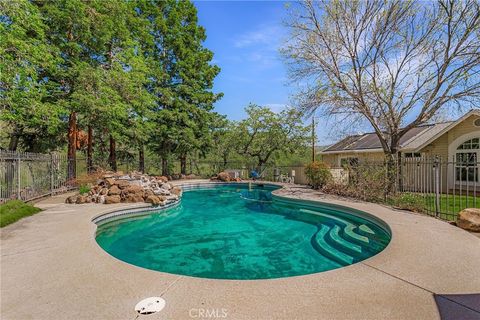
[104,195,121,204]
[67,171,183,205]
[217,172,230,182]
[65,195,78,204]
[171,187,182,196]
[146,195,161,205]
[116,180,130,189]
[104,178,115,187]
[126,185,144,194]
[125,193,144,203]
[75,195,87,204]
[108,185,121,195]
[457,208,480,232]
[157,176,169,183]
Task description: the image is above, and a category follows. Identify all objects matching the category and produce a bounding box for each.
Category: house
[320,109,480,191]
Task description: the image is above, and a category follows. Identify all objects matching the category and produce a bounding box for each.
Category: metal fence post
[50,152,54,196]
[434,156,440,217]
[17,152,21,200]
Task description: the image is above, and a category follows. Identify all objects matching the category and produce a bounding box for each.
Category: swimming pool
[95,183,391,279]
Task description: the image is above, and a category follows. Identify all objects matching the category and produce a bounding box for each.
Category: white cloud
[234,24,282,48]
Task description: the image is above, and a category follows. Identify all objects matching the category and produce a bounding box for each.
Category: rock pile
[210,171,242,182]
[65,171,182,205]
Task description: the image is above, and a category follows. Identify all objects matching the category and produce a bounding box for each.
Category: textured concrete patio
[1,181,479,320]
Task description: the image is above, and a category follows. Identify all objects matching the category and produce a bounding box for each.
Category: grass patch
[0,200,42,227]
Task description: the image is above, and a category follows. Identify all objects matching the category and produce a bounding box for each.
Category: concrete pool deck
[1,180,479,320]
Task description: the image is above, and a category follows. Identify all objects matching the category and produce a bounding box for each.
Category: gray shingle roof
[322,122,453,153]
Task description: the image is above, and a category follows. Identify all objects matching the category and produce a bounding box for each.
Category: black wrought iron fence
[329,156,479,221]
[0,151,83,202]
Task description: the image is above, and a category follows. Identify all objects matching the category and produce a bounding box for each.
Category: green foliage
[0,0,222,176]
[305,161,332,189]
[0,200,42,227]
[234,104,310,168]
[78,185,91,195]
[0,0,65,151]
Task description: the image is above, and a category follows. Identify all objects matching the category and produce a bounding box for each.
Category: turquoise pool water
[95,184,391,279]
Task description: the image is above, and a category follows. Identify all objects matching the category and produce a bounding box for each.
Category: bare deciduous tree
[283,0,480,161]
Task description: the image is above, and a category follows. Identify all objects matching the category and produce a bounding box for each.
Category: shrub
[78,185,91,195]
[391,192,425,213]
[305,161,332,189]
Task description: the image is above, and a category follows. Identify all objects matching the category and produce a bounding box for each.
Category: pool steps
[298,208,387,266]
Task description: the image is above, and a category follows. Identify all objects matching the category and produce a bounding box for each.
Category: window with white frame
[455,138,479,182]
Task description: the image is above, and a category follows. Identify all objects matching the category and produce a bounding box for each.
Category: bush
[305,161,332,189]
[78,185,91,195]
[321,164,389,202]
[391,192,425,212]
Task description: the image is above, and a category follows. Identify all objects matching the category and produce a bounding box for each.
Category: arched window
[455,138,479,182]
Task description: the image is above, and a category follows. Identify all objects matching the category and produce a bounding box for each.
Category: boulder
[65,195,78,204]
[104,195,121,204]
[157,176,169,183]
[104,178,115,187]
[217,172,230,182]
[85,196,93,203]
[75,195,87,204]
[108,185,121,195]
[116,180,130,189]
[143,189,154,198]
[162,183,172,190]
[125,193,144,203]
[185,174,197,179]
[171,187,182,196]
[154,188,170,196]
[145,195,161,205]
[99,188,109,195]
[457,208,480,232]
[126,185,144,194]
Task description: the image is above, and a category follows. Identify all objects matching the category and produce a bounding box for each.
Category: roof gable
[321,109,480,154]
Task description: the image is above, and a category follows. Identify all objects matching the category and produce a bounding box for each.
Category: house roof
[321,109,480,154]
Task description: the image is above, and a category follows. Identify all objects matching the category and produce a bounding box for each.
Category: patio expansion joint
[361,261,480,315]
[159,275,184,298]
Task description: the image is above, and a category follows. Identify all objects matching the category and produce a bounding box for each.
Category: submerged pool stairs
[298,209,388,266]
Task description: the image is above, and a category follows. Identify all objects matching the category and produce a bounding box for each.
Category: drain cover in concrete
[135,297,165,315]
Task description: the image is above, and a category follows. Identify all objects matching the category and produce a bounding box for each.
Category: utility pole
[311,116,315,162]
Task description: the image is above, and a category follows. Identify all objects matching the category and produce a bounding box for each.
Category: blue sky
[194,1,336,144]
[195,1,290,115]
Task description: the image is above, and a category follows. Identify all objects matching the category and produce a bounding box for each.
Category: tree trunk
[87,126,93,173]
[8,133,19,151]
[384,150,398,199]
[67,112,77,181]
[222,154,228,170]
[180,154,187,175]
[139,144,145,173]
[108,135,117,171]
[161,156,168,176]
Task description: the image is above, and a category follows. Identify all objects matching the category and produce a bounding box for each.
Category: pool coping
[2,179,480,319]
